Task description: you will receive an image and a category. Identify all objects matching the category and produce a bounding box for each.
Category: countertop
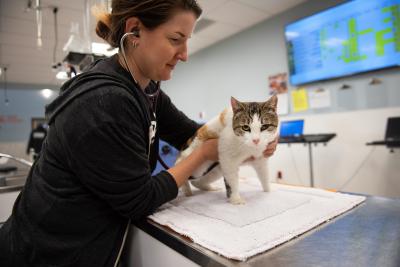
[130,195,400,267]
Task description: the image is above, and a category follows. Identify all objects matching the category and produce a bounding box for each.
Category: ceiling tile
[195,21,241,39]
[196,0,230,14]
[206,1,271,28]
[235,0,308,14]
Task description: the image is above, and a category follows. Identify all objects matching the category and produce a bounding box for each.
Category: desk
[278,134,336,187]
[366,140,400,153]
[122,196,400,267]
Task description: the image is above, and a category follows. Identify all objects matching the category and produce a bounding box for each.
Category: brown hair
[95,0,202,48]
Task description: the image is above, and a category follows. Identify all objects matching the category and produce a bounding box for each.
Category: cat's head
[231,95,278,149]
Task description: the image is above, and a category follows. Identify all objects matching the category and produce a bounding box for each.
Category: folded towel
[149,177,366,261]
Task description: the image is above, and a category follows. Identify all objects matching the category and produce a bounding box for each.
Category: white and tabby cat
[176,95,278,204]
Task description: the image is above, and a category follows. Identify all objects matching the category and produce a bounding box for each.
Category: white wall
[163,0,400,119]
[161,0,400,197]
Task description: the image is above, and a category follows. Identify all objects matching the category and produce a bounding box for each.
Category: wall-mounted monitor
[285,0,400,86]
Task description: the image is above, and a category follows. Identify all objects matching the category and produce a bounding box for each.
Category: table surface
[133,195,400,267]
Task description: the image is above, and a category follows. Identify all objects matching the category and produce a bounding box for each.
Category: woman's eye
[242,125,250,132]
[169,37,180,43]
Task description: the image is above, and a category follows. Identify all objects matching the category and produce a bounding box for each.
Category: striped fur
[176,95,278,204]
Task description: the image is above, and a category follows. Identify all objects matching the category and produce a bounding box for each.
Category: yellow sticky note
[291,88,309,112]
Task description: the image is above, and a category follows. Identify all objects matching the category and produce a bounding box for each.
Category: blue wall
[0,84,58,142]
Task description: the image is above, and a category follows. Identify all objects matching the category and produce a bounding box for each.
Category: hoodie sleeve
[64,90,178,221]
[157,90,201,150]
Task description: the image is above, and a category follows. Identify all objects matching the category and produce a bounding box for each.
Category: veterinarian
[0,1,277,266]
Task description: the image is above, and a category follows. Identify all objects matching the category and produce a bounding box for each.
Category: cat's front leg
[221,166,245,204]
[252,158,271,192]
[181,180,193,196]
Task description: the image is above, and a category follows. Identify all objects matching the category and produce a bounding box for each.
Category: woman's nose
[177,43,188,62]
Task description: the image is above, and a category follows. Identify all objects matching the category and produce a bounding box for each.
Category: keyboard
[279,134,336,144]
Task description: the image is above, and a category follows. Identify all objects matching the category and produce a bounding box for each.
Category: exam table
[122,195,400,267]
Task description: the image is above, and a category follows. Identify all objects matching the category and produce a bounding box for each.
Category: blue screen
[285,0,400,86]
[280,120,304,136]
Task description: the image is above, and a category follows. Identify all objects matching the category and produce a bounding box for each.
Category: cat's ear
[231,97,241,112]
[265,95,278,112]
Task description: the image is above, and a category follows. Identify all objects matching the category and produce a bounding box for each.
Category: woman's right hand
[200,138,219,162]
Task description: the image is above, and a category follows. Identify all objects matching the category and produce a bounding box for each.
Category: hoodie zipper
[114,113,156,267]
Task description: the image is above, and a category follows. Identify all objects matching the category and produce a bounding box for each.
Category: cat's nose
[252,139,260,145]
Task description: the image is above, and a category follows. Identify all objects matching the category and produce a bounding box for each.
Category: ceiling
[0,0,307,87]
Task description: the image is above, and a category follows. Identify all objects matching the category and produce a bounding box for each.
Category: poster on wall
[268,73,289,115]
[291,88,309,113]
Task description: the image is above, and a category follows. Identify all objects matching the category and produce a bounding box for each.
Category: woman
[0,1,277,266]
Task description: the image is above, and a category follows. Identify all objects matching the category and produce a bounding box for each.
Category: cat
[176,95,278,205]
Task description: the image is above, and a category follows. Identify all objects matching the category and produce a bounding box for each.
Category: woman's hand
[263,137,278,158]
[199,138,219,161]
[168,138,219,187]
[243,137,279,163]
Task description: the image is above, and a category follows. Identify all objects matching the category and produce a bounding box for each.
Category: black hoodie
[0,55,199,267]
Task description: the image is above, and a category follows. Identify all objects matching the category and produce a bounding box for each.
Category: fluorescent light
[0,67,2,76]
[56,71,68,80]
[41,89,53,99]
[92,42,118,57]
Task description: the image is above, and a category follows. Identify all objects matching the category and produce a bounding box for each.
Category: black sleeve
[65,91,178,221]
[157,90,201,150]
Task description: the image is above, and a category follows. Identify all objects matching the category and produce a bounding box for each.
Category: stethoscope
[114,32,163,267]
[119,32,160,157]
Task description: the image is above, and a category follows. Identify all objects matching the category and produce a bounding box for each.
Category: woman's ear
[125,17,141,36]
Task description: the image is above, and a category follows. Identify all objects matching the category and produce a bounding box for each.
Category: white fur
[177,108,278,205]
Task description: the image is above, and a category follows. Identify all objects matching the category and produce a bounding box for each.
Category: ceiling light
[41,89,53,99]
[56,71,68,80]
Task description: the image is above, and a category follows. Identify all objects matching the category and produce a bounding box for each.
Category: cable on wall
[289,146,303,186]
[337,146,376,191]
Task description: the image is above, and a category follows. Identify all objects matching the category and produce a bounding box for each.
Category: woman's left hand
[263,137,278,158]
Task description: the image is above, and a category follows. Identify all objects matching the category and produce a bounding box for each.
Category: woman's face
[133,10,197,82]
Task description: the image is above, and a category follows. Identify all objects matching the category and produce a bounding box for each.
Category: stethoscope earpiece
[131,30,140,37]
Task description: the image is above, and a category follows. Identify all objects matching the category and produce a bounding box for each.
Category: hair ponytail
[93,0,202,48]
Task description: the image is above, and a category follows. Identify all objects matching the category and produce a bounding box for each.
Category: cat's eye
[261,124,273,131]
[241,125,251,132]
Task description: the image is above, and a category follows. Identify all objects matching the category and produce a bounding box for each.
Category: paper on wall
[277,93,289,115]
[309,88,331,109]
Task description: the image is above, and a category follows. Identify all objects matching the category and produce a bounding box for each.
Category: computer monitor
[279,120,304,137]
[385,117,400,141]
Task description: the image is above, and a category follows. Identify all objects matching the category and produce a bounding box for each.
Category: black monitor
[385,117,400,141]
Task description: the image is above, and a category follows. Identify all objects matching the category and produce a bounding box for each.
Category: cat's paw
[262,186,271,192]
[182,187,193,196]
[229,195,246,205]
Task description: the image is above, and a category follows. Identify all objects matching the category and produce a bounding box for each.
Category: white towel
[149,177,366,261]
